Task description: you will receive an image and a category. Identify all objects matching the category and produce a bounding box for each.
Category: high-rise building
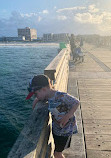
[43,33,53,42]
[53,33,69,42]
[18,27,37,41]
[43,33,69,42]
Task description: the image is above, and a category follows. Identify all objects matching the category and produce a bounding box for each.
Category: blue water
[0,43,58,158]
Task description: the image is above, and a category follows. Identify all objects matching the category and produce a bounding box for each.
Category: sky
[0,0,111,37]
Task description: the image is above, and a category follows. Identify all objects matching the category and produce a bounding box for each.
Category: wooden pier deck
[64,44,111,158]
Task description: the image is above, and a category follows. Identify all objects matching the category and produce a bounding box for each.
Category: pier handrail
[44,44,71,92]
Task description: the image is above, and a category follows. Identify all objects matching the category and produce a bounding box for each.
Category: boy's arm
[58,102,79,127]
[32,97,39,109]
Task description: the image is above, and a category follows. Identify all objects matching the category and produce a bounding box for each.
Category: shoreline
[0,42,59,47]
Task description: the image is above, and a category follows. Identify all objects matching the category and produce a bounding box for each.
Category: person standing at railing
[80,38,83,47]
[70,34,77,60]
[26,74,80,158]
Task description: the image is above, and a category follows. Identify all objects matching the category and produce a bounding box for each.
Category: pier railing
[44,44,70,92]
[8,44,71,158]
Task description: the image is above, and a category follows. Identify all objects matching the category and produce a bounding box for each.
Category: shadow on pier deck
[63,44,111,158]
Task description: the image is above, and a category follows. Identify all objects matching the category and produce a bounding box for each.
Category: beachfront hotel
[18,27,37,41]
[43,33,69,42]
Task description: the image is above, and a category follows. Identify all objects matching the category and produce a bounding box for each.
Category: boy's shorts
[53,134,72,152]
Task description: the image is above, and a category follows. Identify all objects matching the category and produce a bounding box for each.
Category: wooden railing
[8,45,71,158]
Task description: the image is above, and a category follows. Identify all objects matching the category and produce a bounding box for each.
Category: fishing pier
[8,43,111,158]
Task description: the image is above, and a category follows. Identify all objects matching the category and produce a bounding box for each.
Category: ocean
[0,43,58,158]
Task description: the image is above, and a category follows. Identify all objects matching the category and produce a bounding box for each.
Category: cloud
[20,13,38,17]
[56,6,86,13]
[57,15,67,20]
[55,4,111,35]
[42,10,49,14]
[74,13,103,24]
[88,4,99,13]
[38,16,42,22]
[1,3,111,36]
[74,8,111,35]
[74,10,111,25]
[0,11,42,36]
[97,12,111,33]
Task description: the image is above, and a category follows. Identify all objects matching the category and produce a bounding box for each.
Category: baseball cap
[26,75,49,100]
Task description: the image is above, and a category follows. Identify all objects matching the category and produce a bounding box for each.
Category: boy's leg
[53,134,71,158]
[54,151,65,158]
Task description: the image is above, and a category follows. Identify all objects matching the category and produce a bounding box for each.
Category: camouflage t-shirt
[48,91,79,136]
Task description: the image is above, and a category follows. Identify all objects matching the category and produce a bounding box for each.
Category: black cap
[26,75,49,100]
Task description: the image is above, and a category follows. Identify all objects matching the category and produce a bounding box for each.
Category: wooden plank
[86,140,111,151]
[63,71,86,158]
[80,101,111,107]
[87,150,111,158]
[83,119,111,125]
[84,124,111,135]
[85,134,111,141]
[73,44,111,158]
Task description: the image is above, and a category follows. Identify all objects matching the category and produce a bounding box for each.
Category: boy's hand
[58,113,70,128]
[58,103,79,128]
[32,97,39,109]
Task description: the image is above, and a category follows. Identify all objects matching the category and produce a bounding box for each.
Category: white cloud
[74,10,111,25]
[57,15,67,20]
[38,16,42,22]
[1,3,111,36]
[42,10,49,14]
[88,4,99,13]
[74,13,102,24]
[19,12,43,23]
[56,6,86,13]
[20,13,38,17]
[74,8,111,35]
[97,12,111,33]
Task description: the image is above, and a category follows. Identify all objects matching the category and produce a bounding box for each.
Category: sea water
[0,43,58,158]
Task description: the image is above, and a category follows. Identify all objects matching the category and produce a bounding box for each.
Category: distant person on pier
[26,74,80,158]
[75,46,84,62]
[80,38,83,47]
[70,34,76,60]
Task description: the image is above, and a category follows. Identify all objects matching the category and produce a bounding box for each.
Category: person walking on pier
[26,74,80,158]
